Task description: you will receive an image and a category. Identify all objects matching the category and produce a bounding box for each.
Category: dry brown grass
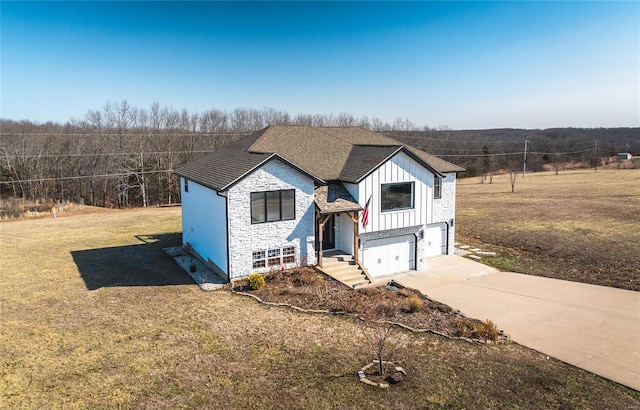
[456,169,640,291]
[1,207,638,408]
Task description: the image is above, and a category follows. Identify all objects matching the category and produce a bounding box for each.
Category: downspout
[216,190,231,281]
[444,220,452,255]
[412,233,419,268]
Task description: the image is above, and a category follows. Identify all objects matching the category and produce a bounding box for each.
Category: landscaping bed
[232,267,503,342]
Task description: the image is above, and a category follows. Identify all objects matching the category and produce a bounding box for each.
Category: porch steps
[320,253,371,288]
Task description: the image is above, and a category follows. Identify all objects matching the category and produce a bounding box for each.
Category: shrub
[397,287,424,299]
[473,319,500,341]
[407,296,424,313]
[454,317,472,338]
[247,273,266,291]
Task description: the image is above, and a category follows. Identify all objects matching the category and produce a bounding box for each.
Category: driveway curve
[394,255,640,391]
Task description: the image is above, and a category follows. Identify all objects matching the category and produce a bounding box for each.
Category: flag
[361,195,372,228]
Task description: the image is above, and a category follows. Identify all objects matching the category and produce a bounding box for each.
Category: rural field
[1,206,639,408]
[456,169,640,291]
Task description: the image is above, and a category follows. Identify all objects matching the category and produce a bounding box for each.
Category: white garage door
[424,223,447,257]
[363,235,415,278]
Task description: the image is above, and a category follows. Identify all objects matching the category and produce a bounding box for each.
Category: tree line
[2,100,638,207]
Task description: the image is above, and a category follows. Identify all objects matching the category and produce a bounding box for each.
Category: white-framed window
[250,189,295,224]
[252,250,266,269]
[381,182,414,211]
[282,246,295,263]
[252,246,296,269]
[434,176,442,199]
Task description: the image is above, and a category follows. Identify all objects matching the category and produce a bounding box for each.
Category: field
[1,207,638,408]
[456,169,640,291]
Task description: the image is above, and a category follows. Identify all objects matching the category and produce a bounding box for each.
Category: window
[434,176,442,199]
[252,251,266,268]
[282,246,295,263]
[381,182,414,211]
[251,189,295,223]
[252,246,296,269]
[184,179,189,193]
[268,248,281,267]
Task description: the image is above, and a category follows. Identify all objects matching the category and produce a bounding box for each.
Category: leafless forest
[1,100,638,208]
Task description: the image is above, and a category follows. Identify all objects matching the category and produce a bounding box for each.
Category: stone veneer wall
[226,159,316,279]
[431,172,457,255]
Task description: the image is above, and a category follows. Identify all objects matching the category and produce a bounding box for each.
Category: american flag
[361,195,372,228]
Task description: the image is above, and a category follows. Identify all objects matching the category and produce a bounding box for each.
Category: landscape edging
[231,289,505,344]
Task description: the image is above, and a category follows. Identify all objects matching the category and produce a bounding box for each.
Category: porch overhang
[314,182,362,214]
[314,182,362,268]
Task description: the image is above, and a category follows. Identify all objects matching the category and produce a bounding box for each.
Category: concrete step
[322,263,362,276]
[332,270,367,283]
[322,256,355,266]
[344,277,370,289]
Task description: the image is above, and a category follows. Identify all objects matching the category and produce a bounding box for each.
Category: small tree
[361,301,405,375]
[504,154,521,193]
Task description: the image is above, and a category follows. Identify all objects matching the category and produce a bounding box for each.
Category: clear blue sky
[1,1,638,129]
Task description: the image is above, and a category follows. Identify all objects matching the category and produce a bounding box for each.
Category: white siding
[358,151,433,234]
[338,213,354,254]
[226,159,316,279]
[181,178,229,277]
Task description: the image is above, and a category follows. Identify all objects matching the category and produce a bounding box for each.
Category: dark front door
[322,215,336,250]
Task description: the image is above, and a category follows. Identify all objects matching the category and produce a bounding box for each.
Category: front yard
[1,207,637,408]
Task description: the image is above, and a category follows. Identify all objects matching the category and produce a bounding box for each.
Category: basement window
[252,246,296,269]
[252,251,266,268]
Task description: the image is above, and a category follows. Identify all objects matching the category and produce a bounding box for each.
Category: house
[173,125,465,284]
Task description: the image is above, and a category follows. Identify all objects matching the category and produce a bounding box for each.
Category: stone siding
[432,172,457,255]
[226,159,316,279]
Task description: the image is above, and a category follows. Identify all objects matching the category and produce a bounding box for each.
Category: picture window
[381,182,414,211]
[251,189,295,224]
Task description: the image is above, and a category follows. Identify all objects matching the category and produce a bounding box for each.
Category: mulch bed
[232,267,503,342]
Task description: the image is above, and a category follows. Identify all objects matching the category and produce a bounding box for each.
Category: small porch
[314,183,374,288]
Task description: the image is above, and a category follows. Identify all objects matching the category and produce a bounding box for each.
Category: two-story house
[174,125,464,286]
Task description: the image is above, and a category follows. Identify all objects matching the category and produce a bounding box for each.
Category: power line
[0,169,175,185]
[0,149,217,159]
[0,132,249,137]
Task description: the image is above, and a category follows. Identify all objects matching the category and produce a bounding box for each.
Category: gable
[174,125,464,191]
[340,146,444,184]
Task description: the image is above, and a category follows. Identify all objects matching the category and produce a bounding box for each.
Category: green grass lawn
[1,207,638,408]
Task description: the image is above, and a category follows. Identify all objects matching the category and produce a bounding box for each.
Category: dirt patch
[233,267,504,342]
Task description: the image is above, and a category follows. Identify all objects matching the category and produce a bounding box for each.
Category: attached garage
[423,223,447,257]
[362,234,416,278]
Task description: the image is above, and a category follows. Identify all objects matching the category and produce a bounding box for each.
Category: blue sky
[1,1,638,129]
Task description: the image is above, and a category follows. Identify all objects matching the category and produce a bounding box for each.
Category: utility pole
[594,141,598,173]
[523,140,528,178]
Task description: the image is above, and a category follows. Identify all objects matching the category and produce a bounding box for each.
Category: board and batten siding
[226,159,316,279]
[358,151,433,234]
[181,177,229,278]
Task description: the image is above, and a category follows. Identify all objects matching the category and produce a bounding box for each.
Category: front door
[322,215,336,250]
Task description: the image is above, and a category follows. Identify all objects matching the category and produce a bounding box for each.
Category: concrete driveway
[394,255,640,391]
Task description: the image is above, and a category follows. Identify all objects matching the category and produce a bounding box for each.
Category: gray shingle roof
[314,182,362,214]
[173,130,270,191]
[338,145,402,183]
[174,125,464,191]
